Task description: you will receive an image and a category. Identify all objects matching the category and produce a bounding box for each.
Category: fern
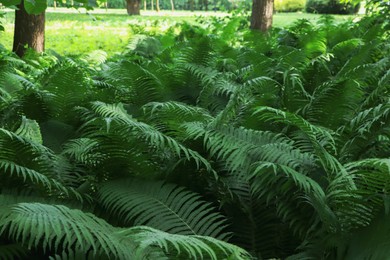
[98,178,230,240]
[183,121,313,175]
[38,61,90,122]
[0,203,135,259]
[0,127,83,201]
[0,203,250,259]
[84,101,212,171]
[123,226,251,260]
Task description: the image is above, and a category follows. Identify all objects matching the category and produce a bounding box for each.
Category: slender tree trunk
[189,0,194,11]
[204,0,208,11]
[170,0,174,11]
[250,0,274,32]
[13,1,45,57]
[126,0,140,15]
[156,0,160,11]
[144,0,147,11]
[151,0,154,10]
[53,1,57,8]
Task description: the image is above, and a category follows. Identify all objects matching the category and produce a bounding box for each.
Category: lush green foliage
[306,0,360,14]
[275,0,306,12]
[0,9,356,56]
[0,13,389,259]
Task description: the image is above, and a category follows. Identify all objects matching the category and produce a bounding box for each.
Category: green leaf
[24,0,46,15]
[0,0,21,7]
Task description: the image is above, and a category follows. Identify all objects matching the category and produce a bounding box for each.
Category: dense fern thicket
[0,14,389,259]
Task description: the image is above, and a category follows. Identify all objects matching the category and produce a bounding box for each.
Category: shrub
[106,0,125,9]
[275,0,306,12]
[306,0,360,14]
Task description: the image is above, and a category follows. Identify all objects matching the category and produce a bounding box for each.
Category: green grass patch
[0,8,359,56]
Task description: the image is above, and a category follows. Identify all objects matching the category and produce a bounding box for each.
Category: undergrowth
[0,14,389,259]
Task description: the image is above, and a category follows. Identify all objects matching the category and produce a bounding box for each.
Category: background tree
[156,0,160,11]
[250,0,274,31]
[0,0,47,57]
[127,0,141,14]
[0,0,93,57]
[170,0,175,11]
[13,2,45,57]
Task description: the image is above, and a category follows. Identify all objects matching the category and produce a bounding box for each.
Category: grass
[0,8,359,56]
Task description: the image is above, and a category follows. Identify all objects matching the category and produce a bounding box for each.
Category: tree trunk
[189,0,194,11]
[204,0,208,11]
[126,0,140,15]
[156,0,160,11]
[144,0,147,11]
[170,0,174,11]
[13,1,45,57]
[250,0,274,32]
[151,0,154,10]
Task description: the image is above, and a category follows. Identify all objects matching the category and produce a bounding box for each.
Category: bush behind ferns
[306,0,360,14]
[275,0,306,12]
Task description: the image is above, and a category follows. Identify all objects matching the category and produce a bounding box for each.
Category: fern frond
[183,122,314,175]
[81,50,107,66]
[338,103,390,161]
[253,106,342,176]
[98,178,230,240]
[100,60,165,106]
[142,101,213,130]
[0,128,83,201]
[220,174,300,258]
[0,203,135,259]
[87,101,212,171]
[62,138,103,167]
[38,61,90,121]
[14,116,42,144]
[120,226,251,260]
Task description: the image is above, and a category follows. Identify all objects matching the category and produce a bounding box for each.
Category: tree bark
[250,0,274,32]
[156,0,160,11]
[13,1,45,57]
[144,0,147,11]
[170,0,174,11]
[126,0,140,15]
[151,0,154,10]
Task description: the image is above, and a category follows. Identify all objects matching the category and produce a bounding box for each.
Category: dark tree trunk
[189,0,194,11]
[13,1,45,57]
[126,0,140,15]
[250,0,273,32]
[204,0,208,11]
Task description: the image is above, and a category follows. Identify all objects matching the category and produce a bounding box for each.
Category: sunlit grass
[0,8,359,56]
